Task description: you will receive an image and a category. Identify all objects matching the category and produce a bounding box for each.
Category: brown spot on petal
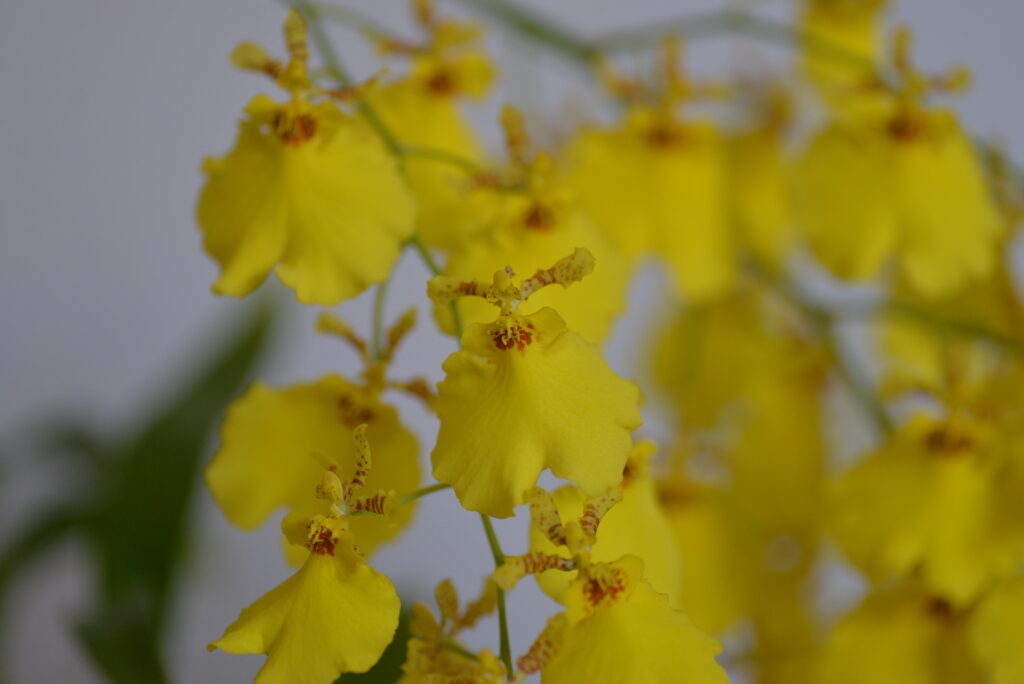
[887,112,927,142]
[522,202,556,231]
[925,597,955,621]
[309,526,337,556]
[337,394,375,427]
[644,122,685,149]
[273,111,317,145]
[426,67,458,96]
[924,425,973,457]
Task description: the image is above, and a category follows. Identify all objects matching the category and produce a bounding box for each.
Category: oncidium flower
[726,86,798,270]
[528,442,682,607]
[400,578,505,683]
[428,248,642,517]
[209,426,401,683]
[562,39,734,301]
[794,28,1001,298]
[821,583,984,684]
[196,9,414,304]
[206,310,425,563]
[493,485,728,683]
[830,411,1024,607]
[436,107,629,343]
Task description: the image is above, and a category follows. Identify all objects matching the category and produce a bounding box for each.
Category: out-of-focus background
[1,1,1021,682]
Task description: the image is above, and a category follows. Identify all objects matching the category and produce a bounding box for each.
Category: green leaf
[76,299,278,683]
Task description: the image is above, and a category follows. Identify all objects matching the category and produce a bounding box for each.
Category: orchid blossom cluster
[198,2,1024,683]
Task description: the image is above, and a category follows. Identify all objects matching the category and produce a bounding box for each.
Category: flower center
[491,315,536,351]
[272,107,318,145]
[521,200,556,231]
[581,564,629,611]
[426,66,459,96]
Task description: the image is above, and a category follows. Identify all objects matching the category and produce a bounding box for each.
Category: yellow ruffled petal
[727,128,795,268]
[659,481,752,634]
[529,446,681,607]
[210,522,400,683]
[205,375,420,558]
[793,122,898,282]
[543,561,727,684]
[968,577,1024,684]
[431,307,641,517]
[197,96,414,305]
[563,108,734,300]
[894,113,1003,297]
[795,111,1002,296]
[437,199,629,343]
[830,416,1024,606]
[731,377,826,533]
[820,586,983,684]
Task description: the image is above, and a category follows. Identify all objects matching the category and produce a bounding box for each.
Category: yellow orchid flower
[399,579,505,683]
[197,10,415,305]
[794,29,1001,298]
[428,248,642,517]
[563,42,734,301]
[437,195,628,344]
[494,487,726,683]
[528,442,682,607]
[830,414,1024,607]
[726,89,798,269]
[436,137,630,344]
[209,427,401,683]
[820,585,983,684]
[206,312,423,562]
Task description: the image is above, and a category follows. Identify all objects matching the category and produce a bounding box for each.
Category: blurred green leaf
[0,300,278,684]
[78,300,277,682]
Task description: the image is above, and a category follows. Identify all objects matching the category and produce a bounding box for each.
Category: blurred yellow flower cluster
[196,2,1024,682]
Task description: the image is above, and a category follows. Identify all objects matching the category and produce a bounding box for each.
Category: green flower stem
[595,8,879,73]
[408,235,465,339]
[293,0,402,155]
[442,638,482,662]
[749,261,895,436]
[452,1,877,72]
[865,300,1024,359]
[479,513,514,676]
[399,145,483,175]
[451,0,595,64]
[818,316,896,436]
[371,277,390,361]
[398,482,452,506]
[309,1,411,45]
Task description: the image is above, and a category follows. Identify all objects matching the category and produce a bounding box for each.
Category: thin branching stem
[399,482,452,506]
[310,1,412,45]
[409,235,465,339]
[479,513,513,676]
